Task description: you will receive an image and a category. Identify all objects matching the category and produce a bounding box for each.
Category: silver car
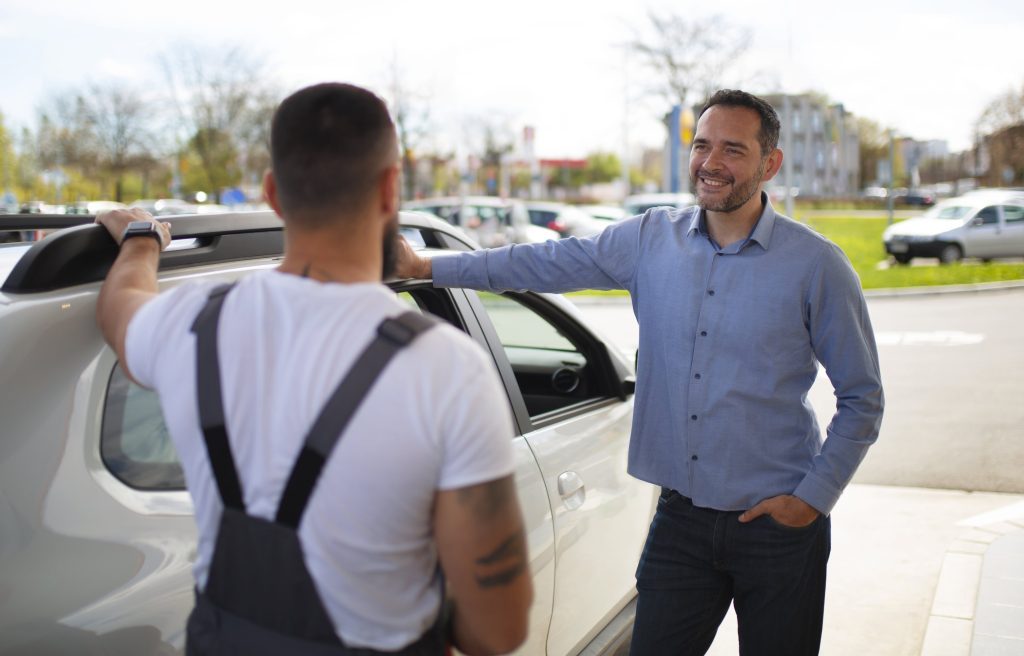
[0,211,653,655]
[403,196,559,248]
[882,189,1024,264]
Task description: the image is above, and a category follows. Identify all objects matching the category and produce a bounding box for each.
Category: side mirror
[621,376,636,397]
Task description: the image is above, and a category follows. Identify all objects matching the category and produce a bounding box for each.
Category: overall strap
[275,311,438,528]
[190,283,246,511]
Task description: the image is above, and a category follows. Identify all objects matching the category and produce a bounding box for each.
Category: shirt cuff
[431,251,491,290]
[793,473,842,515]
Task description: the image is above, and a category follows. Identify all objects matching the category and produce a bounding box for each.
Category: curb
[864,280,1024,299]
[566,280,1024,306]
[921,507,1024,656]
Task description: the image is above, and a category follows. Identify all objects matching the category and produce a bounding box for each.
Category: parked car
[622,192,696,217]
[578,205,627,223]
[0,210,653,656]
[882,190,1024,264]
[66,201,127,215]
[891,188,936,207]
[403,196,559,247]
[129,198,198,216]
[523,201,608,238]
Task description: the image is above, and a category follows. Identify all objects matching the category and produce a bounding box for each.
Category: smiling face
[689,105,782,216]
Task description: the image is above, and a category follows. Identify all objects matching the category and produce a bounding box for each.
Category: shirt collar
[686,192,779,251]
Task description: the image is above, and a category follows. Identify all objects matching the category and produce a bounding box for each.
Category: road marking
[875,331,985,346]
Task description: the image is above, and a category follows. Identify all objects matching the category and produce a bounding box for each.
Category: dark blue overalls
[185,285,446,655]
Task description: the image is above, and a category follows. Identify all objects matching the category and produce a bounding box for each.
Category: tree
[161,44,278,200]
[976,82,1024,186]
[0,111,19,206]
[80,84,156,202]
[385,58,433,201]
[584,152,622,184]
[460,115,515,195]
[629,12,752,112]
[34,84,157,202]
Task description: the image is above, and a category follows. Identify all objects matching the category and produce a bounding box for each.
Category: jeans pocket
[764,513,820,532]
[658,487,677,504]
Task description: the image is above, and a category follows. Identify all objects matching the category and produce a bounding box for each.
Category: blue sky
[2,0,1022,159]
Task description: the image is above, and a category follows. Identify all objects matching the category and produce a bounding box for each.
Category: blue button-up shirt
[432,197,883,514]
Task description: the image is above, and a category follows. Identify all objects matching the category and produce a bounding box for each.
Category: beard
[381,213,400,280]
[691,160,766,213]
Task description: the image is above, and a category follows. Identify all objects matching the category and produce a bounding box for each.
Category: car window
[101,364,184,490]
[475,292,613,420]
[1002,205,1024,223]
[528,209,558,227]
[976,206,999,225]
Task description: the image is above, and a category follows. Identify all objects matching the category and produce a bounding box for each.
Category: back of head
[271,83,397,227]
[699,89,781,157]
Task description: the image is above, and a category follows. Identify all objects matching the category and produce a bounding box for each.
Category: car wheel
[938,244,962,265]
[893,253,912,265]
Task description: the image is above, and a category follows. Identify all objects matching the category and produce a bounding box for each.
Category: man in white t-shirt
[95,82,532,655]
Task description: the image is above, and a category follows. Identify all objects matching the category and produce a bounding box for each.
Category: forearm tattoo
[457,478,528,589]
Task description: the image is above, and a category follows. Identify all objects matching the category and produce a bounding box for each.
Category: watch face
[122,221,164,246]
[125,221,157,234]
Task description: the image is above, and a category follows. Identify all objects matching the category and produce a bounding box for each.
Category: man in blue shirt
[395,89,883,655]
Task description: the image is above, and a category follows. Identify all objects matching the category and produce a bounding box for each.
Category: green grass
[806,217,1024,290]
[565,216,1024,297]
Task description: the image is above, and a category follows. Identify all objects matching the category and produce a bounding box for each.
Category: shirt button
[700,331,708,337]
[708,290,715,296]
[694,373,701,380]
[691,455,698,461]
[690,414,698,420]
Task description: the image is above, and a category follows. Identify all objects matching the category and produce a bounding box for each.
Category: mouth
[698,176,731,190]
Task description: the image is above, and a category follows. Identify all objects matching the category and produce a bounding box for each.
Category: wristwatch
[121,221,166,249]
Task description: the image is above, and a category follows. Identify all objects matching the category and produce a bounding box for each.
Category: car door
[962,205,1002,258]
[462,290,654,656]
[392,285,556,656]
[92,282,557,656]
[996,204,1024,257]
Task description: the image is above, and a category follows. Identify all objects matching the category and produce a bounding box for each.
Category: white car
[403,196,559,247]
[882,189,1024,264]
[579,205,628,224]
[0,210,654,656]
[623,192,696,217]
[524,202,609,239]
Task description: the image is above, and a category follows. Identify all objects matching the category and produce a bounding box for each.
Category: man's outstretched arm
[95,209,170,382]
[434,474,533,655]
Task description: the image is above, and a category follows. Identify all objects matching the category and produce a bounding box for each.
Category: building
[762,93,860,198]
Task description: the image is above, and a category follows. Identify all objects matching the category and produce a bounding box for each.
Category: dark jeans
[630,488,831,656]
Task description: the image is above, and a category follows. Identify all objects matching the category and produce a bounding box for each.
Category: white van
[882,189,1024,264]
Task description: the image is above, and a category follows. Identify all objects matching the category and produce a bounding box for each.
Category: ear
[760,148,784,182]
[262,170,285,219]
[380,164,400,216]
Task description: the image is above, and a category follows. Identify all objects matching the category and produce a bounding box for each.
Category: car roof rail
[0,214,96,231]
[2,210,471,294]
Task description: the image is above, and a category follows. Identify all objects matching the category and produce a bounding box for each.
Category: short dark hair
[270,83,396,225]
[699,90,780,156]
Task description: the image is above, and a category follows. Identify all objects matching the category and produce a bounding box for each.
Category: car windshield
[923,204,972,220]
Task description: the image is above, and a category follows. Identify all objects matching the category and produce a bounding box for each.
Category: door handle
[557,471,586,511]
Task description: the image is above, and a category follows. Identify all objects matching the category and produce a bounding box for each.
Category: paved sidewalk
[923,500,1024,655]
[703,485,1024,656]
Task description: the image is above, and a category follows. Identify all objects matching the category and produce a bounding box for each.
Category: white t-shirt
[125,270,515,650]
